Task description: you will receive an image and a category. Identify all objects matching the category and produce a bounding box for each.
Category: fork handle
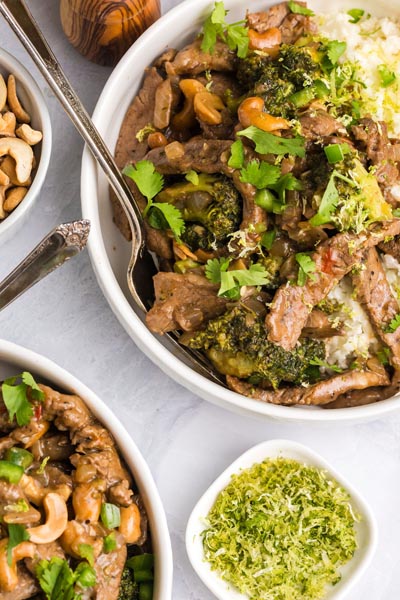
[0,0,145,251]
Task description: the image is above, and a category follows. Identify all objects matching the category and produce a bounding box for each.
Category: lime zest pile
[202,458,359,600]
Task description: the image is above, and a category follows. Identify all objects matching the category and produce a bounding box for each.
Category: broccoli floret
[156,174,241,251]
[279,44,319,88]
[118,567,139,600]
[186,305,325,388]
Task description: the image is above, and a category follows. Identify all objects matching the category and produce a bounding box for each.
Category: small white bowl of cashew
[0,47,52,243]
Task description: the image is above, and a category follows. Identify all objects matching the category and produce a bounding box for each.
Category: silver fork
[0,0,226,386]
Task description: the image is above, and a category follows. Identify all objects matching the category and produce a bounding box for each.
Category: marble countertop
[0,1,399,598]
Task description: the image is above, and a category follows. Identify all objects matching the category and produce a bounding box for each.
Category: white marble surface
[0,1,399,599]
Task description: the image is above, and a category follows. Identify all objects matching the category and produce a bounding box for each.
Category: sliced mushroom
[153,78,174,129]
[7,74,30,123]
[3,187,28,212]
[0,74,6,111]
[0,138,34,183]
[0,112,16,137]
[194,91,225,125]
[172,78,206,130]
[27,492,68,544]
[0,155,32,186]
[16,123,43,145]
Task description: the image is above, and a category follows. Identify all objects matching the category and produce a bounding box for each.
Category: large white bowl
[81,0,400,423]
[0,339,173,600]
[0,48,52,243]
[186,440,377,600]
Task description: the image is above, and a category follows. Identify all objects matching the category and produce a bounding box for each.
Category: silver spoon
[0,219,90,310]
[0,0,226,386]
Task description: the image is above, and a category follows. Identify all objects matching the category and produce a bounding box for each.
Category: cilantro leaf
[148,203,185,239]
[1,372,43,427]
[36,557,65,598]
[22,371,44,401]
[270,173,303,203]
[201,1,248,57]
[295,253,317,286]
[237,126,305,157]
[228,139,245,169]
[385,313,400,333]
[185,170,199,185]
[326,40,347,65]
[288,1,314,16]
[239,160,281,189]
[7,524,30,566]
[205,257,230,284]
[205,258,269,299]
[309,175,339,226]
[123,160,164,203]
[36,557,97,600]
[377,64,396,87]
[347,8,365,23]
[226,23,249,59]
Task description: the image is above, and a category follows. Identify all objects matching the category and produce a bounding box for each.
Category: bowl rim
[0,47,52,239]
[0,338,173,600]
[185,439,378,600]
[80,0,400,423]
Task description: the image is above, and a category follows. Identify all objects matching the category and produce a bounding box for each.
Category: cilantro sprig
[36,557,96,600]
[2,372,44,427]
[310,170,356,227]
[295,253,317,286]
[206,257,269,299]
[239,160,281,189]
[237,126,306,158]
[123,160,185,239]
[385,314,400,333]
[201,1,249,58]
[377,64,396,88]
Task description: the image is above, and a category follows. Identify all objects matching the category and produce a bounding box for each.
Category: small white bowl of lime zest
[186,439,377,600]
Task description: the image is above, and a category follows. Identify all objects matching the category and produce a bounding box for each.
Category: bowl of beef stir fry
[0,340,173,599]
[81,0,400,422]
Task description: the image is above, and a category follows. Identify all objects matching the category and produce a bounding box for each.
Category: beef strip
[113,67,163,240]
[94,544,127,600]
[300,110,346,140]
[226,367,389,406]
[146,272,228,334]
[165,39,236,75]
[378,235,400,261]
[302,308,344,338]
[325,369,400,408]
[351,247,400,368]
[0,565,39,600]
[246,1,315,43]
[144,138,233,174]
[31,433,73,462]
[198,107,235,140]
[352,118,400,189]
[266,219,400,351]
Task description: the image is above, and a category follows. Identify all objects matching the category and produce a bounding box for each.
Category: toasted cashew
[172,79,205,130]
[20,474,72,505]
[7,75,30,123]
[118,504,142,543]
[0,539,36,592]
[0,74,6,112]
[72,480,105,522]
[238,96,290,132]
[194,91,225,125]
[248,27,282,55]
[0,185,10,219]
[0,155,31,186]
[173,240,198,261]
[147,131,168,149]
[3,186,28,212]
[16,124,43,145]
[0,169,9,186]
[0,138,34,183]
[27,493,68,544]
[61,519,103,558]
[0,112,16,137]
[3,504,41,525]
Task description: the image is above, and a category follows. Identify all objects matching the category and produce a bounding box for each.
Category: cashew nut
[118,504,142,544]
[248,27,282,54]
[194,91,225,125]
[20,474,72,505]
[3,504,41,525]
[0,74,6,112]
[0,138,34,183]
[172,79,205,130]
[16,123,42,145]
[7,75,30,123]
[27,492,68,544]
[0,155,32,186]
[61,519,103,559]
[0,539,36,592]
[3,186,27,212]
[0,169,9,186]
[0,185,10,219]
[72,480,106,522]
[238,96,290,132]
[0,112,16,137]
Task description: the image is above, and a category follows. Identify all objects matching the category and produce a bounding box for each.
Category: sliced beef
[146,272,228,334]
[0,565,39,600]
[165,39,236,75]
[302,309,344,338]
[198,107,235,140]
[25,541,65,573]
[113,67,163,240]
[300,110,346,140]
[266,219,400,351]
[41,385,92,432]
[325,368,400,408]
[197,72,242,99]
[378,235,400,261]
[226,367,389,406]
[144,138,232,174]
[231,171,268,230]
[31,433,74,462]
[352,118,400,188]
[94,544,127,600]
[351,247,400,368]
[279,190,328,247]
[246,2,315,43]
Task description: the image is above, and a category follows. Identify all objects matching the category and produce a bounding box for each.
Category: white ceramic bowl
[186,439,377,600]
[81,0,400,423]
[0,339,173,600]
[0,48,52,243]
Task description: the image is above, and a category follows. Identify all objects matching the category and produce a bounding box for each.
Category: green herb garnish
[237,126,305,157]
[78,544,94,567]
[288,1,314,16]
[377,64,396,87]
[326,40,347,65]
[7,524,30,566]
[2,372,44,427]
[100,502,121,529]
[36,557,96,599]
[385,313,400,333]
[206,258,269,299]
[228,139,244,169]
[347,8,365,23]
[324,143,351,164]
[0,461,24,484]
[261,229,276,250]
[103,532,117,553]
[296,253,317,286]
[201,1,249,58]
[239,160,280,189]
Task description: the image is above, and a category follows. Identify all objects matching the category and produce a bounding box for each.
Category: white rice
[318,11,400,137]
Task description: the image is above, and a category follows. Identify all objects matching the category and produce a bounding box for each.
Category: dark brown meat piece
[113,67,163,240]
[247,2,290,31]
[302,309,344,338]
[31,433,73,462]
[166,39,236,75]
[198,72,242,99]
[247,2,316,43]
[266,219,400,351]
[0,565,39,600]
[146,272,228,334]
[325,369,400,408]
[41,385,92,432]
[378,235,400,261]
[226,367,390,406]
[352,118,400,188]
[279,191,328,247]
[144,138,232,174]
[351,247,400,368]
[198,107,235,140]
[300,110,346,140]
[94,544,127,600]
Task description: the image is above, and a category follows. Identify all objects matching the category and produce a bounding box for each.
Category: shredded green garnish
[203,458,359,600]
